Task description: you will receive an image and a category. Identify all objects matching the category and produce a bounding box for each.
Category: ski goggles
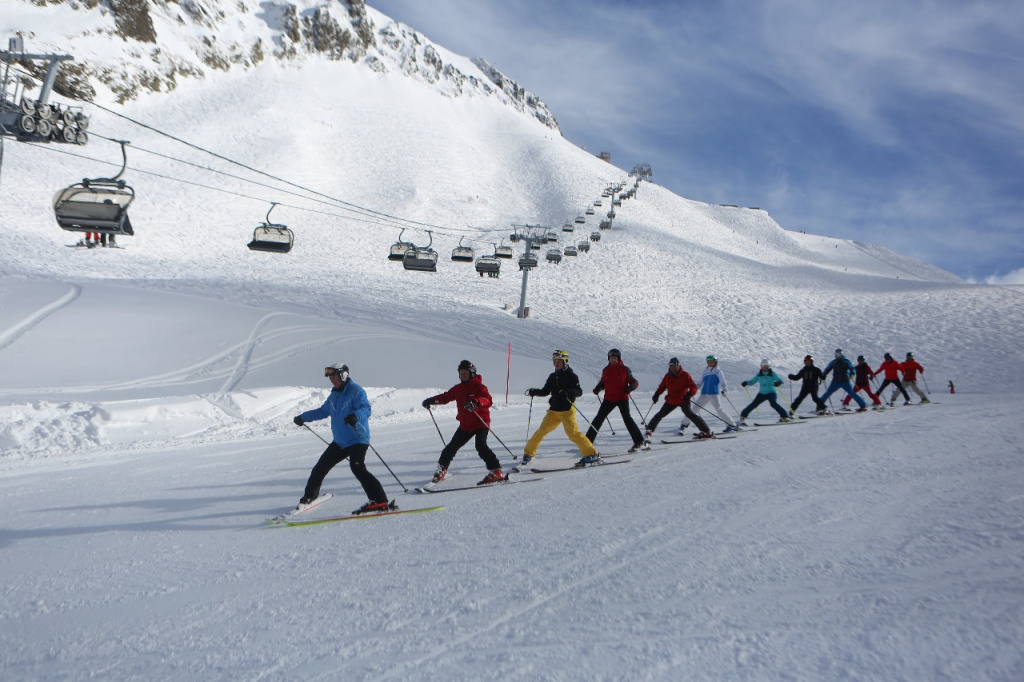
[324,368,340,377]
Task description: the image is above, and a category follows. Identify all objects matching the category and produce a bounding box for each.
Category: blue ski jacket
[300,380,371,447]
[823,357,856,384]
[743,370,784,394]
[699,366,728,395]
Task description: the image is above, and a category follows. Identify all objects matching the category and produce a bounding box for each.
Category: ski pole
[303,423,330,445]
[472,411,517,460]
[352,422,408,493]
[596,397,617,435]
[426,405,447,446]
[628,393,648,428]
[524,394,535,460]
[693,399,730,425]
[922,375,931,394]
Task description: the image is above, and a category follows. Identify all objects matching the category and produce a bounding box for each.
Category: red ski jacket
[876,358,902,380]
[900,359,925,381]
[653,369,699,406]
[431,375,493,430]
[594,363,639,402]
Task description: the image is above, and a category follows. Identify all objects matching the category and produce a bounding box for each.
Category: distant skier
[422,360,504,486]
[787,355,828,415]
[875,352,912,406]
[676,355,737,434]
[645,357,716,440]
[821,349,868,411]
[841,355,883,409]
[738,360,791,424]
[899,352,930,404]
[292,363,390,514]
[586,348,648,453]
[519,350,600,469]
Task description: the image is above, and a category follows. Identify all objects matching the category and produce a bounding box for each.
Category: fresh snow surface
[2,14,1024,679]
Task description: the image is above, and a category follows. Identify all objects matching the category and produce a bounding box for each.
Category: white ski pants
[680,393,736,429]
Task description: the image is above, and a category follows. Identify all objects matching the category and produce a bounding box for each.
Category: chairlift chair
[585,207,595,216]
[599,220,611,230]
[564,245,578,257]
[546,248,562,264]
[475,255,501,278]
[494,241,514,259]
[590,231,601,242]
[578,240,591,252]
[545,231,559,243]
[403,231,439,272]
[607,211,616,219]
[518,252,538,271]
[574,216,585,224]
[451,237,475,262]
[562,223,574,233]
[247,203,294,253]
[594,200,603,206]
[53,140,135,236]
[388,228,415,261]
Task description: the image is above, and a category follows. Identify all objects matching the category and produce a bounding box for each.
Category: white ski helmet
[324,363,349,382]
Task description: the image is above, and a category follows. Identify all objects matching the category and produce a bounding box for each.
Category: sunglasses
[324,368,338,377]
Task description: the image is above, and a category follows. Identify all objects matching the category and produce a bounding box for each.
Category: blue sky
[371,0,1024,283]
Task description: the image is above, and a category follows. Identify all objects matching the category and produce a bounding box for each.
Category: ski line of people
[289,349,932,514]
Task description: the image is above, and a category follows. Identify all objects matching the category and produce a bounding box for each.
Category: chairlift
[574,215,585,224]
[389,228,415,261]
[607,211,616,219]
[247,202,294,253]
[562,223,574,233]
[546,248,562,264]
[451,236,475,262]
[613,199,622,207]
[509,226,522,243]
[585,207,595,216]
[578,240,591,252]
[564,245,578,257]
[52,139,135,236]
[475,255,501,278]
[518,252,538,271]
[403,230,439,272]
[599,220,611,230]
[545,231,559,243]
[594,200,603,206]
[494,240,514,259]
[590,231,601,242]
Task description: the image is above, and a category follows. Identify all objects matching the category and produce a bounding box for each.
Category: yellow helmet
[552,350,569,364]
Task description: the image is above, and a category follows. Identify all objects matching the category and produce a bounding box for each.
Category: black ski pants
[439,427,500,470]
[877,378,911,403]
[647,399,710,434]
[741,393,789,420]
[586,398,644,446]
[791,384,826,412]
[305,442,387,503]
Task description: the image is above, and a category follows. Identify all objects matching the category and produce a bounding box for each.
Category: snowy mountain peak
[6,0,558,128]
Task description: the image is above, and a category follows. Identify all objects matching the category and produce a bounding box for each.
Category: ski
[752,420,808,426]
[660,436,738,444]
[279,505,444,526]
[529,459,631,473]
[266,493,335,525]
[415,476,543,494]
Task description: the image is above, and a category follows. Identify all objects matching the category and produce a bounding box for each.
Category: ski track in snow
[0,283,80,351]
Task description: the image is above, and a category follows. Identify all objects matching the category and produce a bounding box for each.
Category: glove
[774,381,782,387]
[344,413,358,426]
[293,416,304,426]
[652,394,659,403]
[526,388,538,397]
[464,400,478,412]
[422,398,434,409]
[722,389,727,395]
[741,381,747,387]
[592,387,600,395]
[625,385,634,394]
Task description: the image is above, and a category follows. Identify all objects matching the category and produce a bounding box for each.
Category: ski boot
[432,466,448,483]
[575,454,602,467]
[479,468,506,485]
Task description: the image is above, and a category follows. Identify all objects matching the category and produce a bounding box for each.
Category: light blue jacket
[301,380,371,447]
[744,370,783,394]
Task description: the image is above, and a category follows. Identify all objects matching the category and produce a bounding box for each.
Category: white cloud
[983,268,1024,286]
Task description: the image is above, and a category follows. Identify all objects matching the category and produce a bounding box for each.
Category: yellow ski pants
[525,409,598,457]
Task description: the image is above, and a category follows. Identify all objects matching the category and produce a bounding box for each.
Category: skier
[646,357,716,440]
[821,349,868,411]
[875,352,912,406]
[292,363,390,514]
[841,355,883,409]
[787,355,828,415]
[519,350,600,469]
[676,355,737,434]
[422,360,504,485]
[586,348,648,453]
[899,352,930,403]
[738,360,790,424]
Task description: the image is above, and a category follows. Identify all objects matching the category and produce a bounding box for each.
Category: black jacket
[534,366,584,411]
[788,365,824,388]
